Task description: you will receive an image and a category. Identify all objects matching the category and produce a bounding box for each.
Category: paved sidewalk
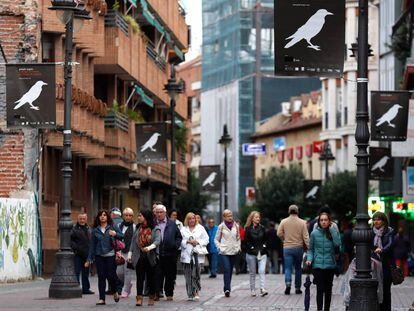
[0,274,413,310]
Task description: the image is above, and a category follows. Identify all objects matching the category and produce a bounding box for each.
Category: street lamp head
[319,141,335,161]
[164,65,184,102]
[219,124,232,148]
[49,0,91,26]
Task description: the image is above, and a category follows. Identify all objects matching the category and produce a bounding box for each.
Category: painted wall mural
[0,196,39,281]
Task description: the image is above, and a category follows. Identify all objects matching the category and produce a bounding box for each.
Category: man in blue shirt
[206,218,219,278]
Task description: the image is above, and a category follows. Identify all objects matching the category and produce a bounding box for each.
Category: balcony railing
[105,9,129,36]
[146,40,167,71]
[105,111,129,132]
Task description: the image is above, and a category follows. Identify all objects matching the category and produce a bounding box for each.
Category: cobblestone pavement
[0,274,413,310]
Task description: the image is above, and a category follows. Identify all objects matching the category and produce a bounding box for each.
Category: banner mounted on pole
[136,122,167,163]
[274,0,345,77]
[369,147,393,180]
[199,165,221,192]
[371,91,410,141]
[303,180,322,204]
[6,64,56,128]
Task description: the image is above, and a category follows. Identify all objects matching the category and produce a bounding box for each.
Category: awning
[134,85,154,108]
[128,0,137,8]
[175,117,184,128]
[173,46,184,60]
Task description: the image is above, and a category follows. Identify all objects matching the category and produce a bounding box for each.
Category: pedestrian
[111,207,123,226]
[341,219,354,273]
[371,211,394,311]
[154,204,182,301]
[195,214,203,226]
[70,212,94,295]
[86,210,124,305]
[235,220,247,274]
[214,209,241,297]
[277,204,309,295]
[116,207,136,298]
[180,212,209,301]
[128,209,161,306]
[393,226,411,277]
[109,207,124,294]
[169,209,183,231]
[306,211,341,311]
[244,211,268,297]
[265,221,282,274]
[206,217,219,278]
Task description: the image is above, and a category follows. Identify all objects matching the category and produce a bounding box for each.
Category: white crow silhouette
[202,172,217,187]
[376,104,403,128]
[371,156,390,172]
[13,80,47,110]
[140,133,161,152]
[305,185,319,199]
[284,9,333,51]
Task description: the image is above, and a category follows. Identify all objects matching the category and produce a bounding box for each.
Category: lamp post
[164,64,184,211]
[219,124,232,213]
[348,0,378,308]
[319,141,335,181]
[48,0,91,299]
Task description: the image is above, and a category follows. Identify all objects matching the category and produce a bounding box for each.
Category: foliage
[126,108,145,123]
[123,14,140,34]
[256,165,305,222]
[388,22,411,62]
[238,204,258,226]
[174,125,188,153]
[112,0,120,11]
[176,169,211,218]
[321,171,357,219]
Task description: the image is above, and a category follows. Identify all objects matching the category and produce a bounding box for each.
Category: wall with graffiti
[0,196,40,281]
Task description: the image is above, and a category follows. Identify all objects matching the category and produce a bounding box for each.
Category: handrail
[105,9,129,36]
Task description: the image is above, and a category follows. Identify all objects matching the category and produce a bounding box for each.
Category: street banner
[278,150,285,163]
[286,148,294,161]
[407,167,414,195]
[369,147,393,180]
[135,122,167,163]
[242,143,266,156]
[371,91,410,141]
[313,141,323,153]
[296,146,303,160]
[392,99,414,156]
[245,187,256,203]
[303,180,322,203]
[199,165,221,192]
[273,137,286,151]
[305,144,313,157]
[274,0,345,77]
[6,64,56,128]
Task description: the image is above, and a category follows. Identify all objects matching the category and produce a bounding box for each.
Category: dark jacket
[245,224,267,256]
[393,233,410,260]
[129,227,161,267]
[87,225,124,262]
[118,221,136,254]
[371,227,394,279]
[70,223,91,260]
[158,218,182,257]
[265,227,282,252]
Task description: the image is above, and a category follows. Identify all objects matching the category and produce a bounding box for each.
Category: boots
[148,294,155,306]
[135,295,143,306]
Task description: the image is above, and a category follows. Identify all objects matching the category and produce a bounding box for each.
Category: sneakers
[224,290,230,297]
[295,288,302,295]
[194,295,200,301]
[187,297,194,301]
[96,300,106,305]
[284,286,291,295]
[82,290,94,295]
[260,288,268,297]
[251,290,257,297]
[121,291,130,298]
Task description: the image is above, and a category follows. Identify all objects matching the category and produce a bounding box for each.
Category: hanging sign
[303,180,322,203]
[6,64,56,128]
[199,165,221,192]
[242,143,266,156]
[274,0,345,77]
[369,147,393,180]
[371,91,410,141]
[135,122,167,163]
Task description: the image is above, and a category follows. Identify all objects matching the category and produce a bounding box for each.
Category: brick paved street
[0,274,413,310]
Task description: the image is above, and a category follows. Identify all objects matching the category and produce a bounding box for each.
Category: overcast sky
[181,0,202,61]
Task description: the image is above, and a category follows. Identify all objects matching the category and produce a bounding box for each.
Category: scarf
[224,220,234,230]
[373,226,384,249]
[138,224,152,249]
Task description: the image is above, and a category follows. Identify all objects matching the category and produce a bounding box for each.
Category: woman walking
[128,209,161,306]
[306,212,341,311]
[180,212,209,301]
[86,210,124,305]
[371,211,394,311]
[214,209,241,297]
[244,211,268,297]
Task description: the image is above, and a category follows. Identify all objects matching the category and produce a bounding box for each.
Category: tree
[176,169,210,218]
[256,165,305,221]
[321,171,357,219]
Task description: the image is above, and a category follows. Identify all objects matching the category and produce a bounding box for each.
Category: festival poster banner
[199,165,221,192]
[135,122,167,163]
[369,147,393,180]
[6,64,56,128]
[275,0,345,77]
[303,180,322,203]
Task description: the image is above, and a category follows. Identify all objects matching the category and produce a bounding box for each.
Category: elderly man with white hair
[154,204,182,301]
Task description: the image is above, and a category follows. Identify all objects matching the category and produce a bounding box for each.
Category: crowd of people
[70,203,412,311]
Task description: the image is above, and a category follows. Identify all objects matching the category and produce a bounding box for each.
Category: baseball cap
[111,207,122,216]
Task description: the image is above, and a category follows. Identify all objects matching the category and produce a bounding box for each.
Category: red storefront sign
[313,141,323,153]
[278,150,285,163]
[286,148,294,161]
[296,146,303,160]
[305,144,313,157]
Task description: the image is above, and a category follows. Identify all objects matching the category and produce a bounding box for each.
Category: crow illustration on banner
[305,185,319,199]
[13,81,47,111]
[371,156,390,172]
[376,104,403,128]
[140,133,161,152]
[202,172,217,187]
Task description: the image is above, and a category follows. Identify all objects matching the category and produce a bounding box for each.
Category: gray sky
[181,0,202,60]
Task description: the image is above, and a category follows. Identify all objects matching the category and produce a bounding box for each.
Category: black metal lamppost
[164,64,184,211]
[219,125,232,214]
[348,0,378,308]
[319,141,335,181]
[48,0,91,299]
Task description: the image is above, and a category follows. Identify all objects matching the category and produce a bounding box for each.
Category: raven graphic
[13,81,47,110]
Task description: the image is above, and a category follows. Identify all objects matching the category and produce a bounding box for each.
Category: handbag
[391,265,404,285]
[115,251,125,266]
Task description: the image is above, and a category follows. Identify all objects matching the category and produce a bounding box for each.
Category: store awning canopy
[134,85,154,108]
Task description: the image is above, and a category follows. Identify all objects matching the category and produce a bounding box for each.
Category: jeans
[283,247,303,289]
[222,255,236,292]
[74,255,90,293]
[136,255,155,296]
[208,252,218,276]
[266,249,280,274]
[313,268,335,311]
[156,255,177,297]
[246,253,267,291]
[116,252,134,295]
[95,255,118,301]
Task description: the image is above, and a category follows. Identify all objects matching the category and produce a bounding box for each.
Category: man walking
[154,204,182,301]
[206,217,219,278]
[277,205,309,295]
[265,221,282,274]
[70,212,94,295]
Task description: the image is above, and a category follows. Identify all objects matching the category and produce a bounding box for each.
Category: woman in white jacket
[214,209,241,297]
[180,212,209,301]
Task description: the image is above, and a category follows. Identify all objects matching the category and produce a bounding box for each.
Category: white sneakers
[251,290,257,297]
[260,288,268,297]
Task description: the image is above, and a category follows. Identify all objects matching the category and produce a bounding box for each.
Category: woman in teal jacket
[306,212,341,311]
